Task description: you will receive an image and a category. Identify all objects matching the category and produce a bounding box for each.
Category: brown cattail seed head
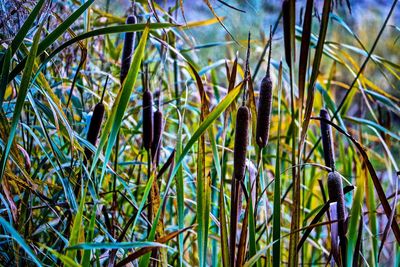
[327,171,346,243]
[152,109,163,165]
[234,105,250,181]
[143,90,154,151]
[85,102,105,160]
[256,73,273,148]
[120,15,137,85]
[282,0,291,68]
[320,109,335,171]
[327,171,344,203]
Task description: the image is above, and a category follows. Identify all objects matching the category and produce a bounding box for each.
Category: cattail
[84,77,108,161]
[142,90,153,151]
[230,104,250,264]
[282,0,291,68]
[151,109,163,166]
[256,27,273,149]
[327,171,347,264]
[120,15,137,85]
[234,105,250,180]
[320,109,335,171]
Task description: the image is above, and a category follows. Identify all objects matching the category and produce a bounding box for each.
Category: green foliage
[0,0,399,266]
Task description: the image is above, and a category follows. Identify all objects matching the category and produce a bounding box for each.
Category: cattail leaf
[9,22,174,82]
[90,26,149,182]
[43,246,80,267]
[219,174,230,267]
[203,0,238,44]
[346,165,366,265]
[0,217,43,266]
[299,0,332,159]
[272,62,283,267]
[82,206,97,267]
[345,116,400,142]
[68,241,168,250]
[182,16,225,29]
[66,186,87,261]
[298,0,313,112]
[188,62,211,267]
[332,0,397,120]
[0,23,42,185]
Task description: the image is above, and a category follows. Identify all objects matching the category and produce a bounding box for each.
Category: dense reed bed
[0,0,399,266]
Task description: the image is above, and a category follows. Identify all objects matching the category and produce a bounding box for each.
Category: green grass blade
[66,186,86,260]
[0,23,42,184]
[272,62,283,267]
[347,168,365,265]
[82,205,97,267]
[90,26,149,182]
[69,242,168,250]
[44,246,82,267]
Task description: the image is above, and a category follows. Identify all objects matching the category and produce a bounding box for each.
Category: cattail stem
[152,109,163,167]
[230,105,250,265]
[143,90,154,151]
[320,109,335,171]
[327,171,347,266]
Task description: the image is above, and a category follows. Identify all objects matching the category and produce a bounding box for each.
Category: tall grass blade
[0,23,42,183]
[90,26,149,181]
[272,62,283,267]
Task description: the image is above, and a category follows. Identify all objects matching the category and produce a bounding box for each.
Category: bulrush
[84,76,108,161]
[152,109,163,166]
[327,171,347,264]
[230,33,251,266]
[233,105,250,181]
[320,109,335,171]
[142,89,153,151]
[120,15,137,85]
[256,28,273,149]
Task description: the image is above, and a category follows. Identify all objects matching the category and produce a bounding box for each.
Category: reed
[256,28,273,149]
[84,76,108,161]
[120,15,137,85]
[142,90,153,151]
[320,109,335,171]
[327,171,347,265]
[152,109,163,166]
